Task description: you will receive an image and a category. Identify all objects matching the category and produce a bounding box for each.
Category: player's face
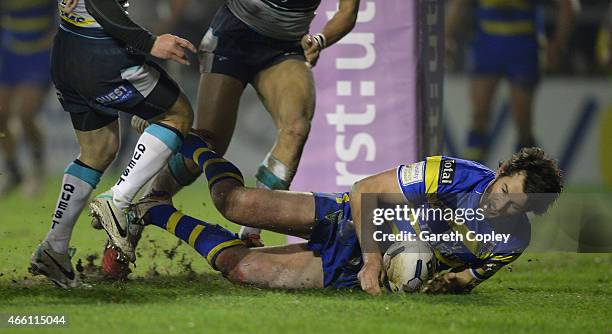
[480,172,529,218]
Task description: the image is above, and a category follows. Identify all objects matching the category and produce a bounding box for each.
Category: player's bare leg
[0,86,21,195]
[90,94,193,262]
[253,59,315,178]
[14,85,49,197]
[211,179,315,239]
[194,73,244,155]
[216,243,324,289]
[31,121,119,288]
[240,59,315,239]
[102,76,238,272]
[130,192,323,290]
[141,73,242,199]
[75,122,120,172]
[466,76,500,162]
[137,72,245,244]
[510,83,537,149]
[179,132,316,237]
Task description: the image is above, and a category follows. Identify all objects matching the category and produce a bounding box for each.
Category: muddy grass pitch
[0,178,610,333]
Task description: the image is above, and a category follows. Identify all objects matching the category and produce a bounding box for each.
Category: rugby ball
[383,240,436,293]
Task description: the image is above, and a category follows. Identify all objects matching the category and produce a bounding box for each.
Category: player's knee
[224,258,270,286]
[219,252,256,285]
[226,260,292,289]
[80,137,119,170]
[213,186,247,222]
[224,264,252,285]
[191,128,228,155]
[160,95,194,135]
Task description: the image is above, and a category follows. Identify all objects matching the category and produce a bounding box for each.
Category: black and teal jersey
[475,0,544,38]
[395,156,531,282]
[56,0,155,54]
[0,0,56,54]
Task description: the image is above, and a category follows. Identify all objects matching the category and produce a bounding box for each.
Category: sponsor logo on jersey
[439,159,456,184]
[59,5,97,27]
[400,161,425,186]
[95,85,136,106]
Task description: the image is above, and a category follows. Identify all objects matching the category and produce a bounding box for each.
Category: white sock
[112,123,182,210]
[45,161,102,254]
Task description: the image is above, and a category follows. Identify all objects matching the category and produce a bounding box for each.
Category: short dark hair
[499,147,563,215]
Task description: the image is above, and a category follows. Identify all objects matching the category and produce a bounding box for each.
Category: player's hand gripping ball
[383,240,437,293]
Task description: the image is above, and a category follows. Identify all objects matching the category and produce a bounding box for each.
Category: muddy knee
[224,258,287,288]
[212,187,248,222]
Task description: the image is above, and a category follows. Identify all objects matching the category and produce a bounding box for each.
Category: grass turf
[0,177,610,333]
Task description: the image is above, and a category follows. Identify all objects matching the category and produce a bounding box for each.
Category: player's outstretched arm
[301,0,359,66]
[425,250,522,294]
[84,0,196,65]
[350,168,402,295]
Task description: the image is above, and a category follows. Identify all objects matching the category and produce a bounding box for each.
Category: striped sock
[179,134,244,188]
[147,204,243,268]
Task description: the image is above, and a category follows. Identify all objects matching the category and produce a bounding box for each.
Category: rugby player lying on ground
[104,135,562,294]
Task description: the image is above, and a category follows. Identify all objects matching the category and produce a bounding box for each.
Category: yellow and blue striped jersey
[396,156,531,281]
[0,0,56,54]
[476,0,542,37]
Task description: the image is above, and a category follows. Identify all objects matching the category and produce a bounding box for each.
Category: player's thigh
[116,64,193,135]
[194,73,244,154]
[253,59,315,130]
[224,243,324,289]
[221,186,316,238]
[73,116,120,171]
[153,92,193,134]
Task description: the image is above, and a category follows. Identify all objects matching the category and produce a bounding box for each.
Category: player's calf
[241,121,310,243]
